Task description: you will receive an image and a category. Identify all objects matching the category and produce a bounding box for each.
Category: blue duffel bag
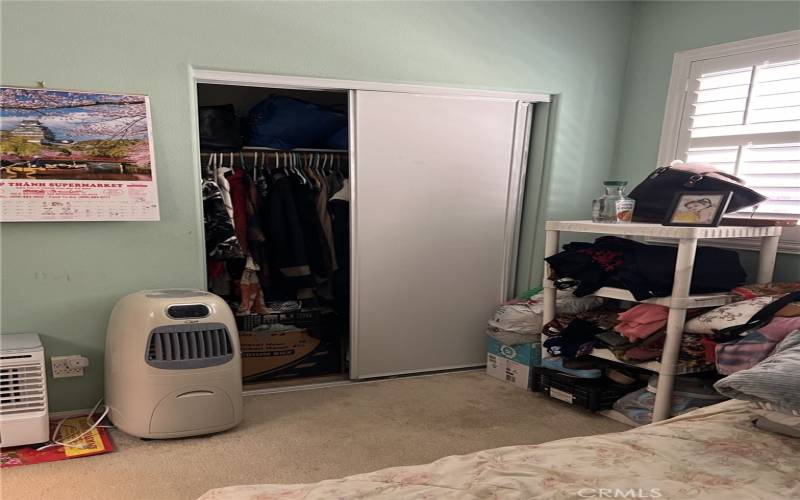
[322,126,348,150]
[247,96,347,150]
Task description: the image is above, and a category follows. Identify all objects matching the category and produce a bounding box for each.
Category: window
[658,31,800,253]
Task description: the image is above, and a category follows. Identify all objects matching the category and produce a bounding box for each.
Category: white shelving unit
[542,220,782,422]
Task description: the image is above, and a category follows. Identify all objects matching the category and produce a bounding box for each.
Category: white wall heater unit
[0,333,49,447]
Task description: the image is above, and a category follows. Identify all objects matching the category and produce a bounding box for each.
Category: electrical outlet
[51,355,89,378]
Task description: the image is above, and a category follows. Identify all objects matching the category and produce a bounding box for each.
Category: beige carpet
[2,371,627,500]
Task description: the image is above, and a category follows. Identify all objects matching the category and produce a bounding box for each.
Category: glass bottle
[615,188,636,223]
[591,181,634,223]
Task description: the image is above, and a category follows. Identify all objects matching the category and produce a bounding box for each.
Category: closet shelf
[589,348,715,375]
[545,220,782,239]
[578,286,734,309]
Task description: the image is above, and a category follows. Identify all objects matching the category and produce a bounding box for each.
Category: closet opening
[196,83,351,390]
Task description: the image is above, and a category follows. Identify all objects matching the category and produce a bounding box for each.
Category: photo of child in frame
[663,191,732,227]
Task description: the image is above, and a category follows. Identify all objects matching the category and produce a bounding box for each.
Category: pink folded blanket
[615,304,669,341]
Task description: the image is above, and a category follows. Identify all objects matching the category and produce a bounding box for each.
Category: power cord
[35,399,110,451]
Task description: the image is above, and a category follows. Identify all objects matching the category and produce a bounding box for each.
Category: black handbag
[712,291,800,341]
[629,164,766,222]
[199,104,243,150]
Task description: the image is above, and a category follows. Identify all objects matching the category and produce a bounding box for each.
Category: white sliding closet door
[351,90,531,378]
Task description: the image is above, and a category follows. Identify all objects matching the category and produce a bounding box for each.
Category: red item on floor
[0,416,114,468]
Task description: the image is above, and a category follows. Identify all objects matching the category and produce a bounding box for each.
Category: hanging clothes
[291,175,330,281]
[202,149,349,306]
[315,172,338,274]
[207,259,231,297]
[202,178,242,259]
[265,171,316,300]
[238,256,269,315]
[329,179,350,318]
[214,159,236,228]
[227,167,250,257]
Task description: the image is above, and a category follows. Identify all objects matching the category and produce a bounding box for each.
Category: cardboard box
[486,337,541,390]
[239,327,340,382]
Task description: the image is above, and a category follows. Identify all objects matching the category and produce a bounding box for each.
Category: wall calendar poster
[0,87,159,221]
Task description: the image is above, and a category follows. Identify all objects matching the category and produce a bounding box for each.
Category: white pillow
[684,296,777,334]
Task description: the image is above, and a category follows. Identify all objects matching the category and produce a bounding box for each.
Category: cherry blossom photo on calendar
[0,87,155,181]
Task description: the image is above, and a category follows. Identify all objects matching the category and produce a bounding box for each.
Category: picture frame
[662,191,733,227]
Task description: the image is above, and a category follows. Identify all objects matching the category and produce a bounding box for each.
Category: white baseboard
[49,408,93,419]
[51,368,488,416]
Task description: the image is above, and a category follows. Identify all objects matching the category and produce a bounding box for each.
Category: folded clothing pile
[543,319,604,358]
[545,236,746,301]
[543,304,709,367]
[614,304,668,341]
[541,308,621,358]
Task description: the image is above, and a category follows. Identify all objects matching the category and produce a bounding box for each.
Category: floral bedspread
[199,401,800,499]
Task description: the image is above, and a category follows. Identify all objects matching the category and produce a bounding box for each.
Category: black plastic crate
[237,308,335,331]
[534,367,643,412]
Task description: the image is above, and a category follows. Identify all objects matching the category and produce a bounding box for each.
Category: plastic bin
[534,367,644,411]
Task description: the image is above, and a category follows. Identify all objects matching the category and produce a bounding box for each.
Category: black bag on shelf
[199,104,243,150]
[628,163,766,222]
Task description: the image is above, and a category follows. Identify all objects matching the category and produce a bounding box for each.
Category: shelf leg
[756,235,779,284]
[653,237,697,423]
[542,230,559,325]
[541,230,559,367]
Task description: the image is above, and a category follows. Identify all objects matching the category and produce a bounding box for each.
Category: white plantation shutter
[677,46,800,217]
[677,45,800,216]
[659,32,800,252]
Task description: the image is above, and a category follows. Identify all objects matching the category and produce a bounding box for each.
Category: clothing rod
[200,147,348,154]
[243,146,348,154]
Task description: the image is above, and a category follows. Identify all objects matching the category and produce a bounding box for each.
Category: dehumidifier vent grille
[0,363,47,416]
[146,323,234,370]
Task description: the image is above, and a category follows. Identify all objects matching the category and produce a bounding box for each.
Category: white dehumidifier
[105,290,242,438]
[0,333,49,447]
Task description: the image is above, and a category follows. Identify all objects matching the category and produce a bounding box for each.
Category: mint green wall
[612,1,800,281]
[1,1,634,411]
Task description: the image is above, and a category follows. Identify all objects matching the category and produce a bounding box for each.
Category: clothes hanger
[204,152,215,180]
[293,153,309,185]
[311,153,319,176]
[305,153,321,189]
[283,152,291,178]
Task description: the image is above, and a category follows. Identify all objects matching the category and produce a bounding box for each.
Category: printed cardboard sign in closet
[239,328,338,382]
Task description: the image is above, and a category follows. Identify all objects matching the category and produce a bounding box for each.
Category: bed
[199,400,800,499]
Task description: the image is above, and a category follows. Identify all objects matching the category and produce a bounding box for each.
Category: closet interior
[197,83,350,387]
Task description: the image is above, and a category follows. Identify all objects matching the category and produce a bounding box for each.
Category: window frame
[657,30,800,254]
